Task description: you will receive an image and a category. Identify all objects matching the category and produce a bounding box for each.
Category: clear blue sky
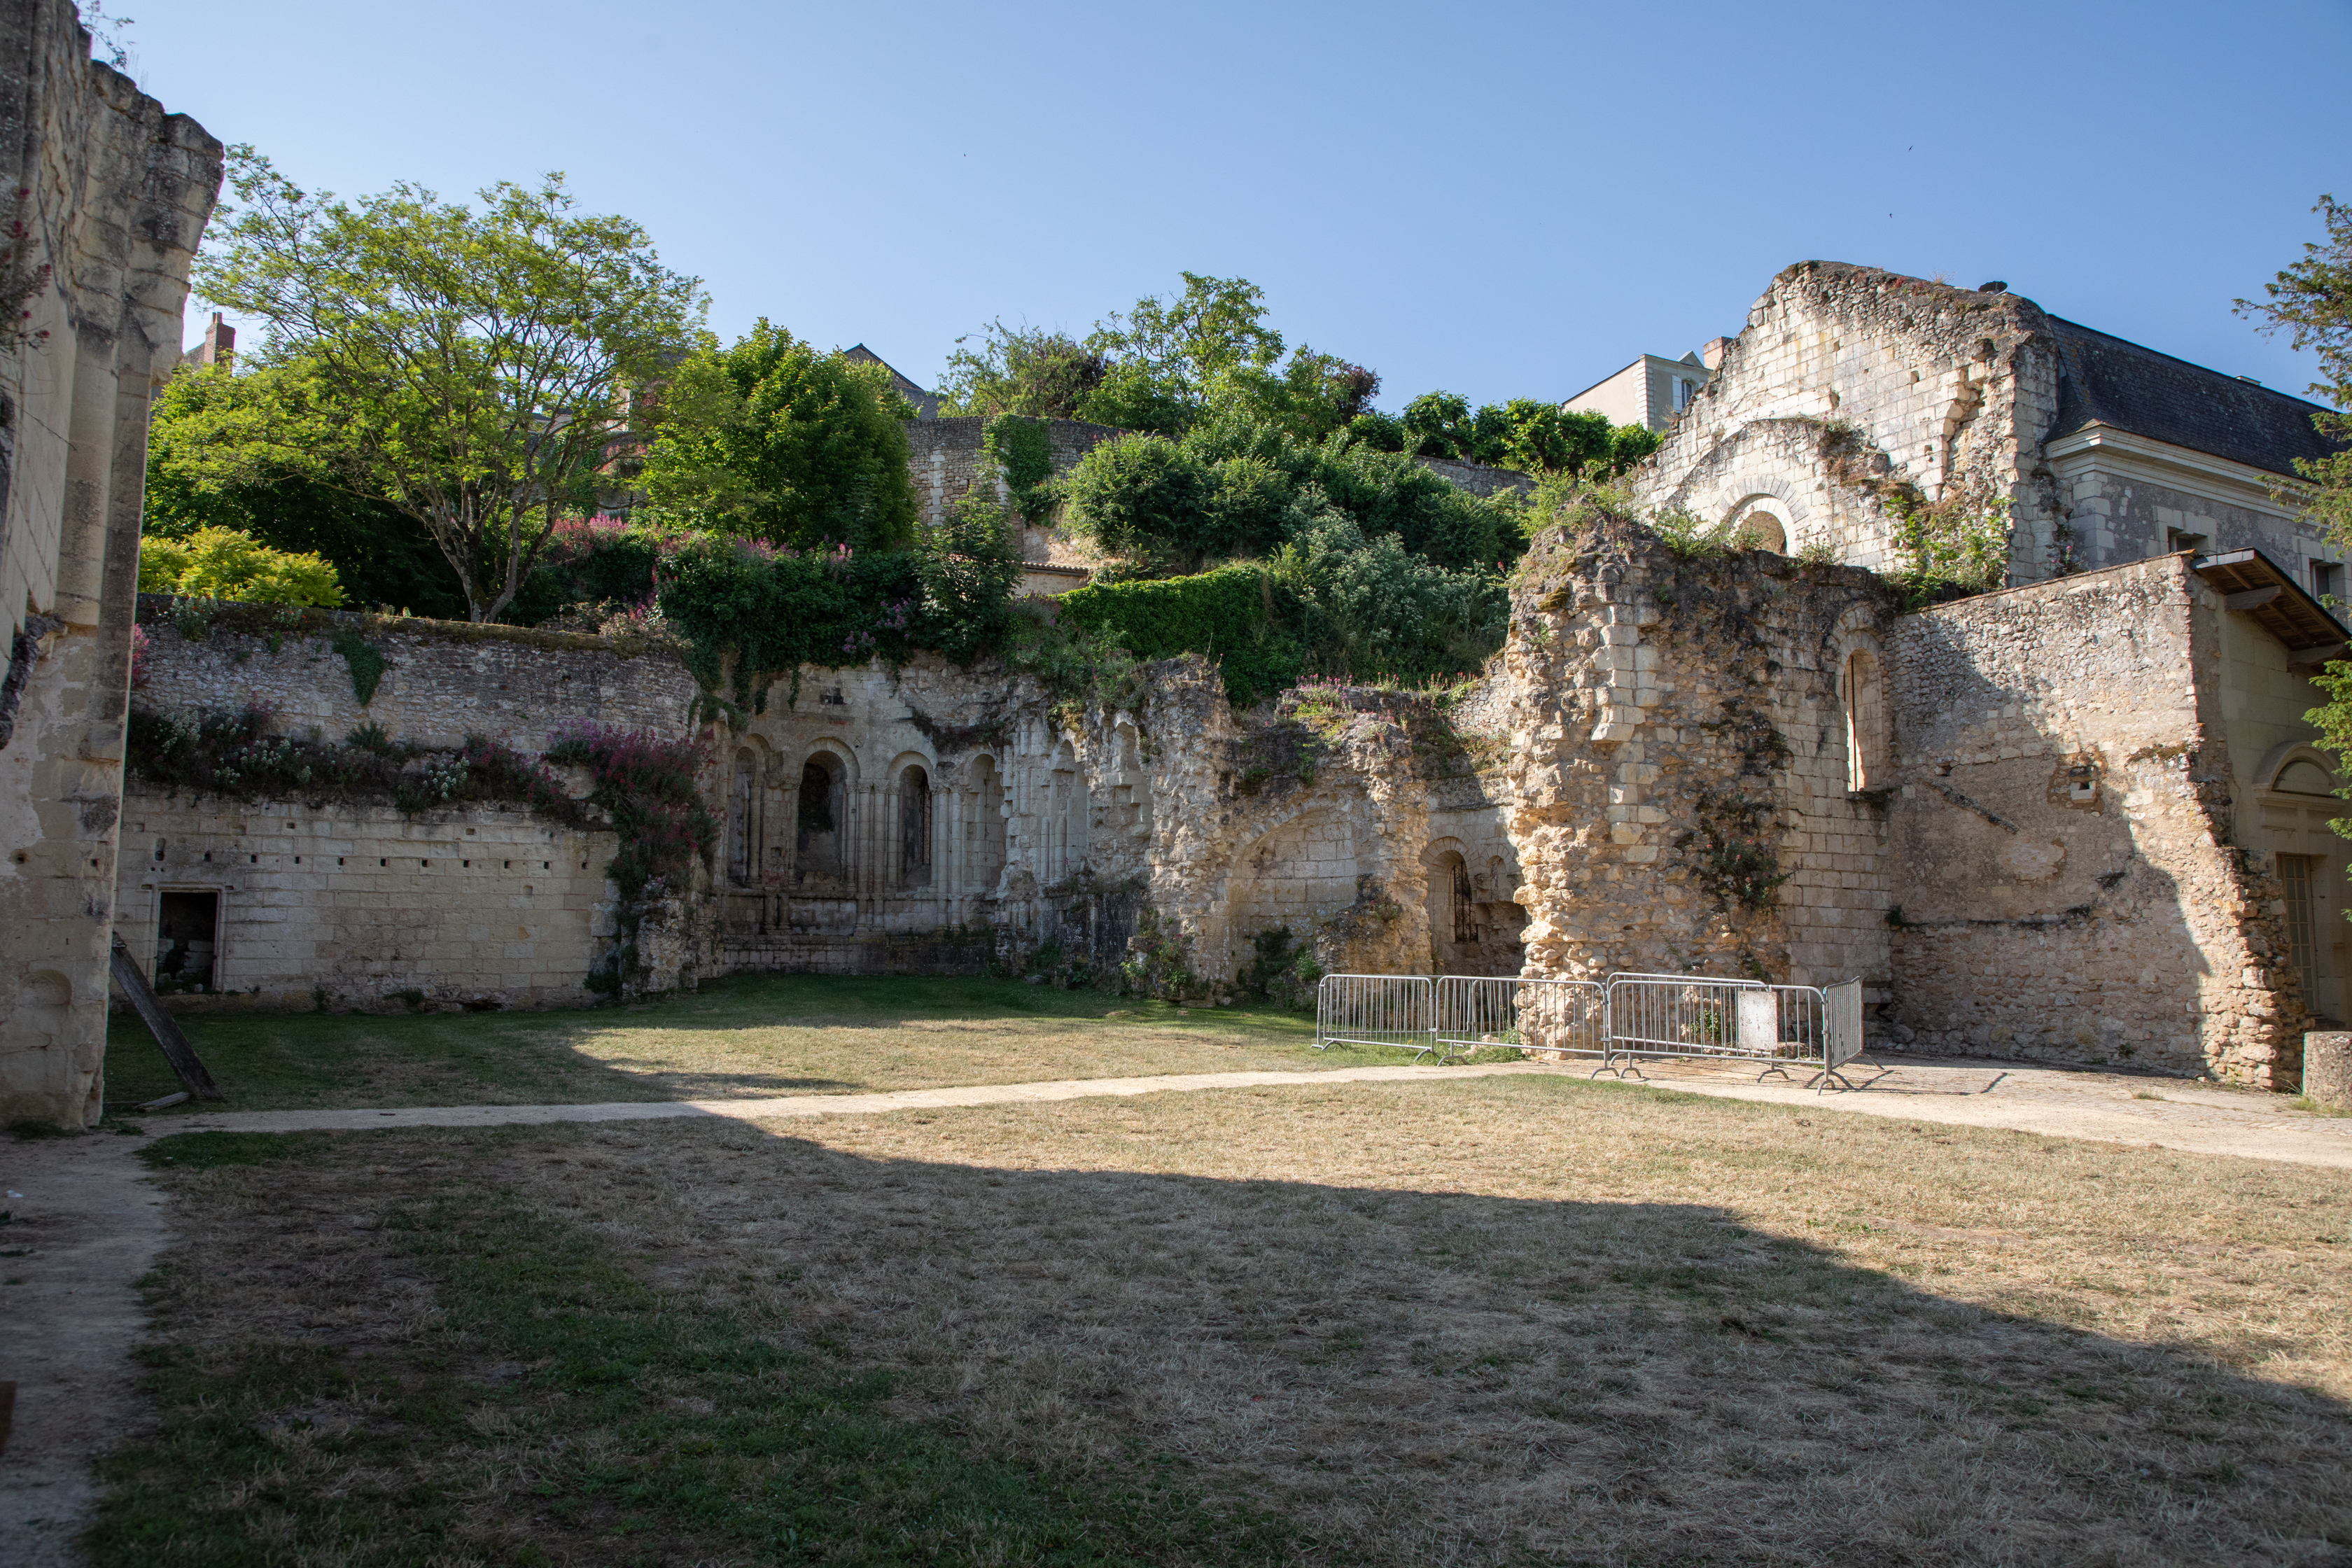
[129,0,2350,412]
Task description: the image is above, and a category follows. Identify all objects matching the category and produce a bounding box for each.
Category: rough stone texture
[2304,1032,2351,1110]
[902,415,1124,529]
[1635,262,2058,576]
[114,795,620,1012]
[132,597,699,751]
[1494,511,1898,988]
[1883,557,2309,1086]
[0,0,219,1125]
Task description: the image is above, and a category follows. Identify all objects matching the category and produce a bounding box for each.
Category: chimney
[184,310,234,370]
[1700,336,1732,372]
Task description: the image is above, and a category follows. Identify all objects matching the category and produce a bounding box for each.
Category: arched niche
[2257,741,2343,799]
[967,753,1009,891]
[1724,493,1795,555]
[889,751,937,890]
[1840,643,1886,790]
[794,747,853,886]
[1047,741,1090,883]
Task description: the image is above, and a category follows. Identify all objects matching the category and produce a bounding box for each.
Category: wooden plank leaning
[108,934,225,1102]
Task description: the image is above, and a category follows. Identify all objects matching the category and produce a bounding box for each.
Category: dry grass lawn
[104,974,1382,1114]
[106,1073,2352,1566]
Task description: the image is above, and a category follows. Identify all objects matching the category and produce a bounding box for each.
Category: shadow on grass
[103,973,1366,1116]
[96,1118,2352,1567]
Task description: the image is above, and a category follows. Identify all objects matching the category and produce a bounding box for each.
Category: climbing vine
[983,414,1056,524]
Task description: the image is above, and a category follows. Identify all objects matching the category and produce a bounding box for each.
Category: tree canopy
[136,525,344,606]
[187,149,706,622]
[634,321,920,552]
[2240,193,2352,547]
[144,365,469,617]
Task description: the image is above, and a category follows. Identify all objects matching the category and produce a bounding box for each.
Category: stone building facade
[105,496,2321,1091]
[0,0,218,1125]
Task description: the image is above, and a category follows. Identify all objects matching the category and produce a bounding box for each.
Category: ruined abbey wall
[1634,263,2064,577]
[109,523,2319,1086]
[0,0,218,1124]
[1882,557,2309,1085]
[1494,512,1899,990]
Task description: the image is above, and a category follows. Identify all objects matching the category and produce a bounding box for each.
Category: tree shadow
[574,1121,2352,1567]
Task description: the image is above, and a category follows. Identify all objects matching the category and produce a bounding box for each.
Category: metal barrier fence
[1314,974,1437,1060]
[1317,969,1868,1088]
[1600,972,1865,1090]
[1434,976,1606,1062]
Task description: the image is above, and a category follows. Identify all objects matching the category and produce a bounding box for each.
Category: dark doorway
[155,890,219,993]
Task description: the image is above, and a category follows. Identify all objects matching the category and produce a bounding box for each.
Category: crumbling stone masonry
[1493,511,1899,990]
[0,0,219,1125]
[1883,557,2310,1086]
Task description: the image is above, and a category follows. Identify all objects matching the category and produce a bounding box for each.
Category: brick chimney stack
[1700,336,1732,371]
[183,309,234,370]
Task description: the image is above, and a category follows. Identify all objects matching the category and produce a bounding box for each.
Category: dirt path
[0,1133,171,1567]
[161,1054,2352,1168]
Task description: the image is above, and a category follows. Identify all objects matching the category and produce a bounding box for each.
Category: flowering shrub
[125,706,585,824]
[542,720,714,996]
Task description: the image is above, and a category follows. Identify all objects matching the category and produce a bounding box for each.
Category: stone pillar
[2306,1033,2352,1110]
[0,10,220,1126]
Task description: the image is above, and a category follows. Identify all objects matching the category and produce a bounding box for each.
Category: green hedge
[1055,565,1303,708]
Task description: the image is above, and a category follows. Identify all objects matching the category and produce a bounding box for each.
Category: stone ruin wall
[1494,512,1900,992]
[1634,262,2064,580]
[109,517,2315,1087]
[0,0,219,1123]
[115,603,699,1014]
[1883,557,2308,1086]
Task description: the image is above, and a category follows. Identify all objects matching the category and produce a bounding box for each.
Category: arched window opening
[1735,510,1787,554]
[2276,758,2339,797]
[797,755,845,880]
[1842,648,1886,791]
[969,755,1007,890]
[1048,751,1089,882]
[900,766,932,888]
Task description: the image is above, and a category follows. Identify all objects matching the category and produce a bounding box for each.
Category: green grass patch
[91,1147,1297,1565]
[104,973,1374,1116]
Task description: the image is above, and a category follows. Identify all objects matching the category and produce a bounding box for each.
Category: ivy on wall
[982,414,1056,524]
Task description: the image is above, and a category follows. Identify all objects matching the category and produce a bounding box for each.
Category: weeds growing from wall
[1119,908,1204,1002]
[542,720,714,997]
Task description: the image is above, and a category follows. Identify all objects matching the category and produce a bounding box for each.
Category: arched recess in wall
[967,754,1009,892]
[1839,641,1887,791]
[890,751,937,890]
[794,746,854,888]
[1725,493,1793,554]
[1047,741,1090,883]
[2256,741,2342,798]
[1422,839,1476,966]
[1228,808,1359,949]
[727,743,771,887]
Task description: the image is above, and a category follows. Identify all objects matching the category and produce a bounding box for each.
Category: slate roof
[844,344,941,420]
[2044,315,2340,477]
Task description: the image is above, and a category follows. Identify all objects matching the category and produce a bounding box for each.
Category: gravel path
[158,1052,2352,1168]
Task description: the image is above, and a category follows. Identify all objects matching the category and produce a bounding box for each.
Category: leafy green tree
[1060,412,1518,576]
[2239,193,2352,549]
[190,148,706,622]
[938,323,1109,419]
[136,526,344,606]
[144,365,469,617]
[2243,196,2352,810]
[636,321,919,552]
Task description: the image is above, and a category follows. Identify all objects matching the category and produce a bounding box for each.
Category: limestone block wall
[1882,556,2308,1084]
[903,416,1124,528]
[112,790,618,1011]
[0,0,219,1124]
[1497,510,1900,988]
[1633,262,2063,580]
[132,599,700,750]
